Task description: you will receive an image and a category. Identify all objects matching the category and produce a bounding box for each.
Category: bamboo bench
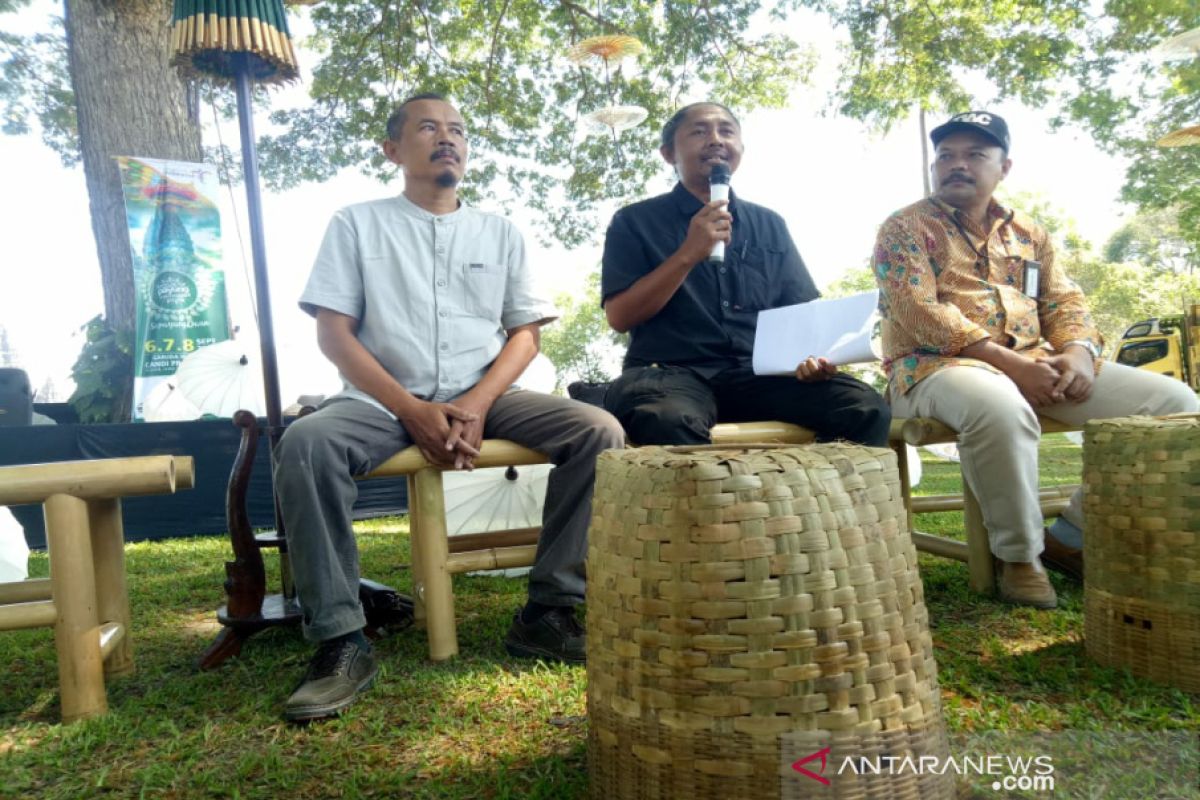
[0,455,195,722]
[362,414,1082,660]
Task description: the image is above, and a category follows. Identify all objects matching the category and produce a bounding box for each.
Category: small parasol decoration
[584,104,649,134]
[567,34,644,66]
[1156,124,1200,148]
[1151,27,1200,60]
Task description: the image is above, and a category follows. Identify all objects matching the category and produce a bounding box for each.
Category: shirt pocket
[460,261,507,321]
[733,245,784,312]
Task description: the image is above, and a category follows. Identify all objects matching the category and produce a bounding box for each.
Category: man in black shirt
[601,102,889,446]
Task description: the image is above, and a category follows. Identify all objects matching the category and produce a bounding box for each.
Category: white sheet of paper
[752,289,880,375]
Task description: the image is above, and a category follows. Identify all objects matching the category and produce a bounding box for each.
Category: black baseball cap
[930,111,1010,152]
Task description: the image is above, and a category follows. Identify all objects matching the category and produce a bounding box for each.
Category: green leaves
[67,315,134,423]
[257,0,811,247]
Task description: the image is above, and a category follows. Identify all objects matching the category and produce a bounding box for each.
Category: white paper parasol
[175,339,267,418]
[0,507,29,582]
[1151,26,1200,60]
[141,378,203,422]
[443,463,552,577]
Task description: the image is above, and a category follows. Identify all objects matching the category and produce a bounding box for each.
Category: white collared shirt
[300,193,557,412]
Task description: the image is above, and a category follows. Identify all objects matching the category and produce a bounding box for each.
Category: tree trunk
[63,0,202,419]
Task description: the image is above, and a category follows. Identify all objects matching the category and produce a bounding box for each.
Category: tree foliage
[258,0,812,248]
[539,270,627,389]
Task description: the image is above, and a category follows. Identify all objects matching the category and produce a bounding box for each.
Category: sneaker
[1041,528,1083,583]
[283,638,378,722]
[997,561,1058,609]
[504,606,586,664]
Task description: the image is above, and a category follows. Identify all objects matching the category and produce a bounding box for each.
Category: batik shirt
[873,196,1102,395]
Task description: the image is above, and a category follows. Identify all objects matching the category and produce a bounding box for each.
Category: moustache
[431,148,460,163]
[943,174,974,185]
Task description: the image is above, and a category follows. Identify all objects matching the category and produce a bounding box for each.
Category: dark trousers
[604,364,891,447]
[275,391,624,643]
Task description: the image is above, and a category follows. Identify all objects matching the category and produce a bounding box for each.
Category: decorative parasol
[1157,124,1200,147]
[584,104,649,134]
[567,34,644,66]
[169,0,295,439]
[171,0,299,84]
[1151,26,1200,60]
[0,508,29,583]
[141,378,203,422]
[175,340,267,418]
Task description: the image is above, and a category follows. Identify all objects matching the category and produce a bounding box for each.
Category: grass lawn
[1,435,1197,798]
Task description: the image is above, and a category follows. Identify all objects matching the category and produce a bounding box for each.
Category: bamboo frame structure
[359,415,1080,660]
[0,455,194,722]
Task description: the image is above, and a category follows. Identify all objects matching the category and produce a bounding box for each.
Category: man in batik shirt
[873,111,1197,609]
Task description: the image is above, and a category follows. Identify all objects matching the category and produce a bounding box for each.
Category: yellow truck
[1114,304,1200,390]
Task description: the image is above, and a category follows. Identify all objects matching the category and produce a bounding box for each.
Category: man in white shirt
[275,93,624,722]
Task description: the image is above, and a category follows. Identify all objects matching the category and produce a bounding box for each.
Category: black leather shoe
[1042,527,1084,582]
[284,638,378,722]
[504,606,586,665]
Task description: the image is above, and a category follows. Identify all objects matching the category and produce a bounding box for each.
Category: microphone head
[709,163,731,186]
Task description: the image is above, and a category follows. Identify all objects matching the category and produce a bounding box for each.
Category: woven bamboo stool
[1083,415,1200,692]
[587,444,952,800]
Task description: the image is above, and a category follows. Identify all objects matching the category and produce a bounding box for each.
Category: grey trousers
[891,362,1199,563]
[274,390,625,643]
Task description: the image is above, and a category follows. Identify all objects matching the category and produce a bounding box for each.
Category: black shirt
[601,182,820,378]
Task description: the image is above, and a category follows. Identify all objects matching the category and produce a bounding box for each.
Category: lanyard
[929,199,1013,268]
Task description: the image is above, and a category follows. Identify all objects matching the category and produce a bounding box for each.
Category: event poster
[116,157,230,420]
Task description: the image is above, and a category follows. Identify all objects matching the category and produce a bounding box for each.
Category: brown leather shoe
[998,562,1058,609]
[1041,528,1083,582]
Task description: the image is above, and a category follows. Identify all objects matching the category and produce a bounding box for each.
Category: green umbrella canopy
[171,0,299,85]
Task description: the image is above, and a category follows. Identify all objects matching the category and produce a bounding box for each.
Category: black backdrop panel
[0,420,408,549]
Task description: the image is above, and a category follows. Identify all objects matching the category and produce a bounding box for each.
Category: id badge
[1023,259,1041,299]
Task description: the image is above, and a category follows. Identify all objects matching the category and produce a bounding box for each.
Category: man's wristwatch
[1064,339,1100,359]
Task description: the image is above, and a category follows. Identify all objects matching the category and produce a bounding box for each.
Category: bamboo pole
[0,600,57,630]
[0,578,52,605]
[964,484,995,594]
[411,467,458,661]
[0,456,178,506]
[406,474,426,629]
[446,545,539,574]
[371,440,548,477]
[447,527,540,554]
[911,531,968,562]
[45,493,106,722]
[89,498,133,677]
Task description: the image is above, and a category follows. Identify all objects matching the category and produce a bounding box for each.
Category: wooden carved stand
[198,412,413,669]
[198,411,300,669]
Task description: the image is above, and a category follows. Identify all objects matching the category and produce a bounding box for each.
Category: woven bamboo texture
[587,444,952,800]
[1083,416,1200,692]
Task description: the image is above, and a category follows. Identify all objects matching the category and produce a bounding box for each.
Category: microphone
[708,163,731,263]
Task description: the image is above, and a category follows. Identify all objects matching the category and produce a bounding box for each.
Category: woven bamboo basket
[1083,416,1200,692]
[587,444,952,800]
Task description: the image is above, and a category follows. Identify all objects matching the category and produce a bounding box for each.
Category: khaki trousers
[891,362,1199,563]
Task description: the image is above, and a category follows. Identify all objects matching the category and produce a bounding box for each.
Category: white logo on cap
[952,112,993,126]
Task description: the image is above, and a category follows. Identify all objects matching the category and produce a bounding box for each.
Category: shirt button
[722,300,729,308]
[436,279,446,287]
[439,309,448,317]
[719,267,727,274]
[440,343,449,351]
[436,246,445,254]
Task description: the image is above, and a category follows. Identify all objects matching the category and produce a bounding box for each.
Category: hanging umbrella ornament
[567,34,644,66]
[584,104,649,135]
[1151,26,1200,61]
[174,340,268,418]
[1157,125,1200,148]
